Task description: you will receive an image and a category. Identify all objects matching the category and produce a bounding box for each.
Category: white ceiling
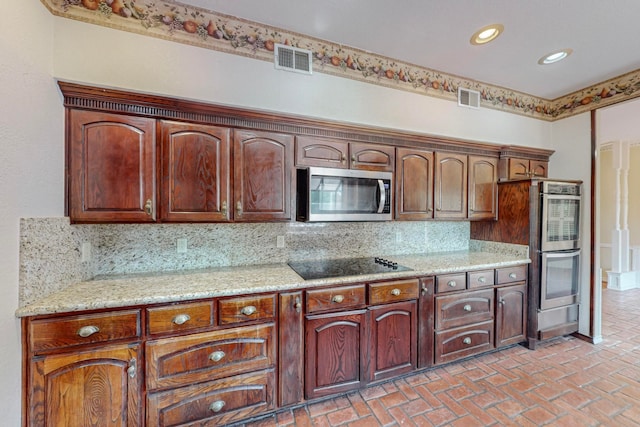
[184,0,640,100]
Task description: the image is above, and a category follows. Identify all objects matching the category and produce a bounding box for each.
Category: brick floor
[241,288,640,427]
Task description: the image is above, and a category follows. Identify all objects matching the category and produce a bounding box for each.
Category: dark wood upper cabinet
[500,157,549,180]
[434,152,467,219]
[395,147,434,220]
[159,121,231,222]
[68,109,156,223]
[295,136,348,169]
[349,142,395,171]
[468,155,498,220]
[233,130,294,221]
[529,160,548,178]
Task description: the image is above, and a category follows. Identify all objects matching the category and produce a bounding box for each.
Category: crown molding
[42,0,640,122]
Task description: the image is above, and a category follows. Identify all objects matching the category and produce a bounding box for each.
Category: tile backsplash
[19,217,470,307]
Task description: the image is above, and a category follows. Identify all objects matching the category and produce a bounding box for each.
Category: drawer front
[436,273,467,293]
[218,294,276,325]
[435,320,494,365]
[29,310,140,352]
[368,279,419,305]
[497,265,528,284]
[468,269,495,289]
[147,301,214,335]
[147,368,275,427]
[435,289,494,330]
[146,323,276,390]
[306,284,366,313]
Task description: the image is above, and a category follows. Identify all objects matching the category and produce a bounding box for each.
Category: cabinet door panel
[496,283,527,347]
[305,310,367,399]
[349,143,395,171]
[295,136,348,168]
[507,158,531,180]
[160,121,230,222]
[234,130,294,221]
[530,160,548,178]
[30,344,141,427]
[395,148,433,220]
[468,156,498,220]
[435,289,494,330]
[434,152,467,219]
[69,110,156,222]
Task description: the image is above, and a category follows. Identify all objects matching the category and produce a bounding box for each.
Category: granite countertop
[15,250,530,317]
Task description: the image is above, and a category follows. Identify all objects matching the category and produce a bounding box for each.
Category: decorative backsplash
[41,0,640,121]
[19,217,470,307]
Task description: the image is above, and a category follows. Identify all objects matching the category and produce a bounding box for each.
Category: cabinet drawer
[435,289,494,330]
[496,265,528,284]
[29,310,140,352]
[147,368,275,427]
[146,323,276,390]
[434,320,494,365]
[369,279,419,305]
[218,294,276,325]
[147,301,214,335]
[468,269,495,289]
[306,284,366,313]
[436,273,467,293]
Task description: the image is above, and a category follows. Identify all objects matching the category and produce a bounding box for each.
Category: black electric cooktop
[288,257,413,281]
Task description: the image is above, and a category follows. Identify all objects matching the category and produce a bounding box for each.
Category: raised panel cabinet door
[305,310,367,399]
[68,110,156,223]
[349,142,395,171]
[368,301,417,382]
[507,157,531,180]
[395,148,434,220]
[29,344,141,427]
[529,160,548,178]
[434,152,468,219]
[160,121,231,222]
[278,292,304,406]
[234,130,294,221]
[468,155,498,220]
[496,283,528,347]
[295,135,348,168]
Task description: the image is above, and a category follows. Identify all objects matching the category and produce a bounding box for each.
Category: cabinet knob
[127,358,136,378]
[478,277,486,283]
[332,295,344,303]
[144,199,153,216]
[221,201,227,217]
[295,296,302,313]
[236,201,243,217]
[463,304,472,312]
[341,155,346,164]
[172,314,191,325]
[77,325,100,338]
[509,272,517,279]
[463,337,472,345]
[209,350,226,362]
[447,280,457,288]
[391,288,401,296]
[209,400,226,413]
[240,305,257,316]
[351,155,356,163]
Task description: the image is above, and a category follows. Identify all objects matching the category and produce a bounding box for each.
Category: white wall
[2,6,568,425]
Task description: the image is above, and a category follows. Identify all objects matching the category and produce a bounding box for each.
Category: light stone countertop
[15,250,530,317]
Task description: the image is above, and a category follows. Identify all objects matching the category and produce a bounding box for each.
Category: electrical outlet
[276,235,285,248]
[395,231,402,243]
[81,242,91,262]
[176,238,188,253]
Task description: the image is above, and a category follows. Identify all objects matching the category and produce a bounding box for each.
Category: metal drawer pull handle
[447,280,457,287]
[391,288,401,296]
[295,296,302,313]
[144,199,153,216]
[463,304,472,312]
[509,272,517,279]
[478,277,486,283]
[221,201,227,216]
[241,305,257,316]
[463,337,472,345]
[209,400,226,413]
[127,359,136,378]
[172,314,191,325]
[77,325,100,338]
[332,295,344,303]
[209,351,226,362]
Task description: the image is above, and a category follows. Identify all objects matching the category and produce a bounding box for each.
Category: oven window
[542,251,580,309]
[546,198,580,242]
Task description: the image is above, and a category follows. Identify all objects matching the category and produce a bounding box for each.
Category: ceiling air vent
[458,87,480,109]
[274,44,313,75]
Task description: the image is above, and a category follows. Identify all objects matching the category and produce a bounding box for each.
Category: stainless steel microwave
[296,167,392,221]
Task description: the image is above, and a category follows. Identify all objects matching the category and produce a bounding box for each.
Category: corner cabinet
[68,109,156,223]
[234,130,294,221]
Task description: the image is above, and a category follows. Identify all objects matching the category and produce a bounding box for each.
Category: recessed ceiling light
[470,24,504,45]
[538,49,573,65]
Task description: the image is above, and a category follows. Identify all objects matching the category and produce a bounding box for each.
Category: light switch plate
[177,238,188,253]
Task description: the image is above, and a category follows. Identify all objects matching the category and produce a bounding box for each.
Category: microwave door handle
[377,179,386,213]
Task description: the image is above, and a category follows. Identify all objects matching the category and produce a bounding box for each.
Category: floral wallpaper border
[42,0,640,122]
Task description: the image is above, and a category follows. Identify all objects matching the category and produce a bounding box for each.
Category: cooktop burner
[288,257,413,281]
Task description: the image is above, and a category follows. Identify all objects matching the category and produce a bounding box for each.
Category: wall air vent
[274,44,313,75]
[458,87,480,109]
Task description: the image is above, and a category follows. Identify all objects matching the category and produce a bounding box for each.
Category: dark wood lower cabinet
[305,310,368,399]
[496,283,527,347]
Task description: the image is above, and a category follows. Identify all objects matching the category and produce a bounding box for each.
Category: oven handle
[541,194,582,201]
[541,249,581,258]
[377,179,386,213]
